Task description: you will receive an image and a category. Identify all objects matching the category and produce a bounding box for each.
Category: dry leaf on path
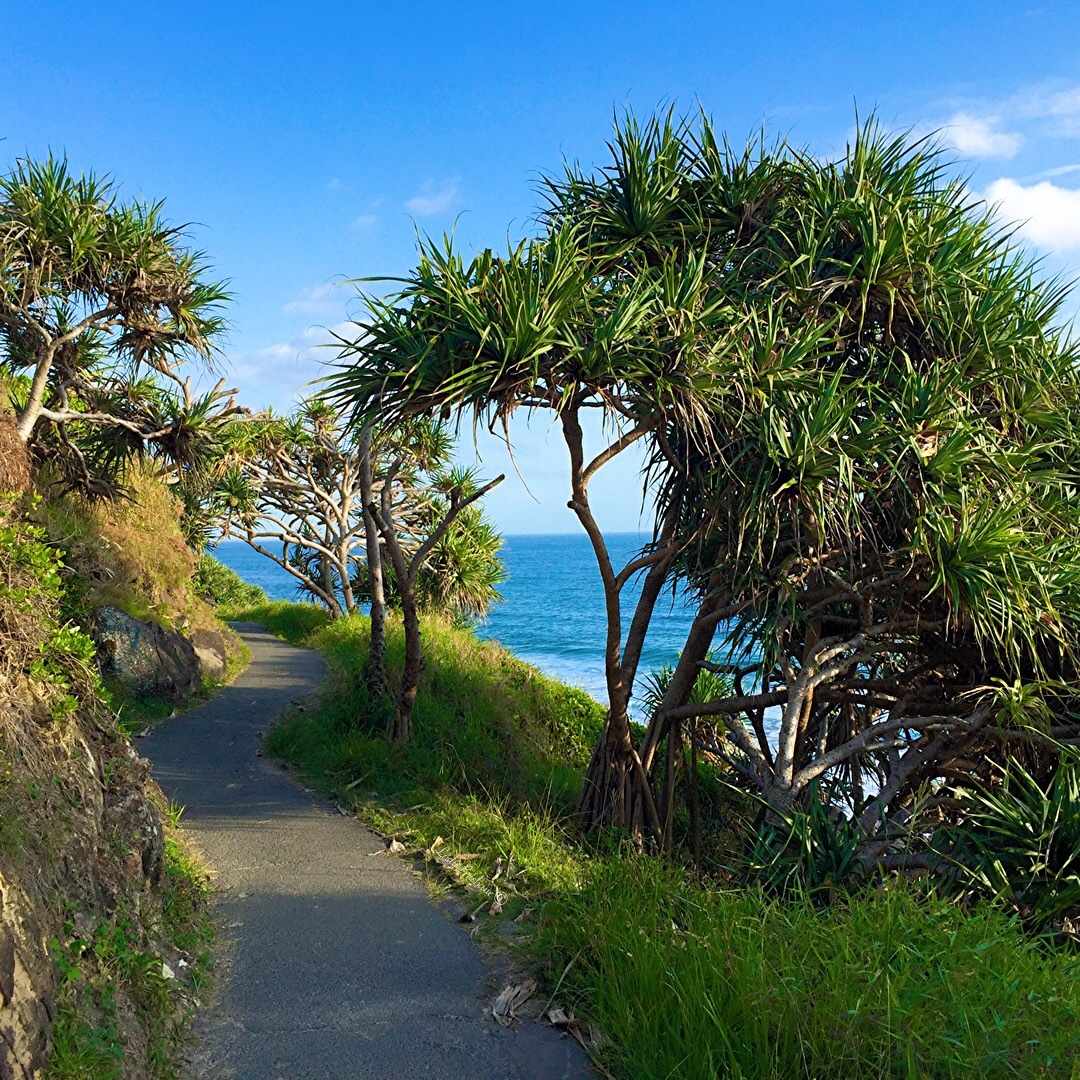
[492,977,536,1026]
[369,838,407,856]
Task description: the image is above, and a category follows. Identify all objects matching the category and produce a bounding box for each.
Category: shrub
[936,755,1080,929]
[193,554,266,610]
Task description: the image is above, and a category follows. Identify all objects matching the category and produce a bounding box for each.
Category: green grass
[222,598,332,643]
[259,609,603,809]
[44,800,215,1080]
[254,602,1080,1079]
[47,814,213,1080]
[538,858,1080,1078]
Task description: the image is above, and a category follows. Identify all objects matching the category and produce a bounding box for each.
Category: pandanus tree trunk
[559,407,677,845]
[370,472,503,743]
[358,426,388,694]
[637,584,725,854]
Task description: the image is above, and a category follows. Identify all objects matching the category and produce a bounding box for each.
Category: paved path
[143,623,589,1080]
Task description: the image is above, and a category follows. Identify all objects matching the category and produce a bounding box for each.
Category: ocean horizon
[210,533,697,716]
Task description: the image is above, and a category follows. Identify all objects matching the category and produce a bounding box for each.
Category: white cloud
[1024,163,1080,182]
[1015,85,1080,137]
[404,179,461,216]
[224,322,358,413]
[350,213,378,229]
[326,177,348,191]
[984,177,1080,251]
[941,112,1023,159]
[281,281,350,317]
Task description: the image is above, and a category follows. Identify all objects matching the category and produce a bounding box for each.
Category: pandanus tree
[211,399,504,739]
[0,156,233,497]
[214,399,372,617]
[353,415,504,739]
[639,129,1080,855]
[327,113,773,838]
[328,110,1080,853]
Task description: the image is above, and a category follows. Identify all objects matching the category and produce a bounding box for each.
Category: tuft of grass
[221,599,332,644]
[536,858,1080,1078]
[193,554,266,610]
[367,793,588,907]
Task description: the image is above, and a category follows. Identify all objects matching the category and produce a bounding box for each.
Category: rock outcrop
[0,880,52,1078]
[92,606,201,702]
[189,628,228,681]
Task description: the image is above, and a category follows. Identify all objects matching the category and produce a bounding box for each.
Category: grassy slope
[241,602,1080,1079]
[0,500,215,1080]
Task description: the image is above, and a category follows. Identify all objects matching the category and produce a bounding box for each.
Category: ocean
[210,534,698,715]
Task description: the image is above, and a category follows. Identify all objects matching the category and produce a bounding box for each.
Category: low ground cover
[247,602,1080,1078]
[0,499,216,1079]
[47,802,214,1080]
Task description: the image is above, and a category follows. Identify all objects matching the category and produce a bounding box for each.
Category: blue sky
[3,2,1079,532]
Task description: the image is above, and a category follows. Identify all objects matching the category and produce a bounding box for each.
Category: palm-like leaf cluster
[0,155,231,496]
[328,110,1080,849]
[201,399,504,623]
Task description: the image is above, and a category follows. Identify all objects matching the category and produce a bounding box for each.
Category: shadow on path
[143,623,590,1080]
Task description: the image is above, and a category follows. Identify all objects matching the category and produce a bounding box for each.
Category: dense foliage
[0,156,238,498]
[328,112,1080,861]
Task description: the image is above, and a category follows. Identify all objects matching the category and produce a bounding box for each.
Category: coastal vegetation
[7,105,1080,1077]
[0,156,237,1076]
[328,112,1080,876]
[0,492,215,1078]
[202,396,505,738]
[246,601,1080,1077]
[0,155,242,500]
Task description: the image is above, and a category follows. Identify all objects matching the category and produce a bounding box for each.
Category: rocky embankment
[0,506,191,1078]
[0,420,216,1077]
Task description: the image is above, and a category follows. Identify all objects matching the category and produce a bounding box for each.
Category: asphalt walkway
[143,623,589,1080]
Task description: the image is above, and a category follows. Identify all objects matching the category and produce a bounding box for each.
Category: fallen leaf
[513,907,533,924]
[336,805,348,816]
[135,727,150,738]
[488,893,503,916]
[547,1006,596,1055]
[492,978,536,1027]
[457,853,482,861]
[343,777,365,791]
[369,838,407,857]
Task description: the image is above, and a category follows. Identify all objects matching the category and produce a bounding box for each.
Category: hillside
[0,430,237,1077]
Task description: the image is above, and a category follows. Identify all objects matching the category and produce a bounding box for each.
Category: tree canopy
[0,155,232,496]
[328,111,1080,854]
